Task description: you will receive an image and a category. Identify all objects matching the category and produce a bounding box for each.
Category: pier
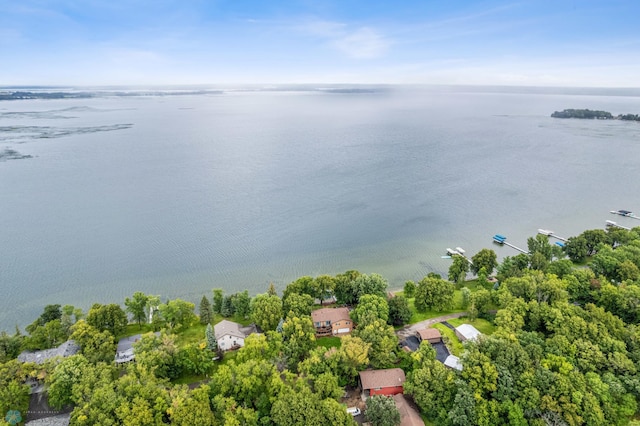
[444,247,474,264]
[610,210,640,221]
[606,220,631,230]
[492,234,529,254]
[537,228,567,242]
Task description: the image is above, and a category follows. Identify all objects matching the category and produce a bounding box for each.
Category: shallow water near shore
[1,86,639,330]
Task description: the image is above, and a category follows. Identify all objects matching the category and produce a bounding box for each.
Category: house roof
[392,394,426,426]
[443,355,463,371]
[17,340,80,365]
[416,328,441,341]
[311,307,350,324]
[455,324,482,341]
[359,368,406,390]
[214,320,246,340]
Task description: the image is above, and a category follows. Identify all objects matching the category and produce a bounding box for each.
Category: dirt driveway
[395,312,467,339]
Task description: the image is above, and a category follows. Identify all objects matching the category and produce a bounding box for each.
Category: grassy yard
[433,323,463,356]
[171,349,239,385]
[315,336,341,350]
[118,323,156,340]
[446,317,497,335]
[405,290,466,324]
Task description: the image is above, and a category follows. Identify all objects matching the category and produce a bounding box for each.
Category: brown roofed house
[359,368,406,397]
[311,307,352,337]
[416,328,442,344]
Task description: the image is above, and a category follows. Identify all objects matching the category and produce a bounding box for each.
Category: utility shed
[455,324,482,342]
[416,328,442,344]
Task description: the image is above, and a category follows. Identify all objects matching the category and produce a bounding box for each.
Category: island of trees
[551,108,640,121]
[3,224,640,425]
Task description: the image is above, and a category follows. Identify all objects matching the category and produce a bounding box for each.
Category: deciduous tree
[414,275,455,312]
[251,294,283,331]
[366,395,401,426]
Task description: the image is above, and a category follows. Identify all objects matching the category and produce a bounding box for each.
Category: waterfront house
[214,320,257,351]
[311,307,352,337]
[18,340,80,365]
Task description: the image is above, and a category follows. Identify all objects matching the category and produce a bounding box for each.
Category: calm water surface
[1,87,639,330]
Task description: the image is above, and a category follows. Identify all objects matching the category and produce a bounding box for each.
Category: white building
[455,324,482,342]
[214,320,250,351]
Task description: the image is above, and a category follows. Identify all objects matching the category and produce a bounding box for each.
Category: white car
[346,407,361,417]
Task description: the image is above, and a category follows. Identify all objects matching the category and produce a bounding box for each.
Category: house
[392,394,426,426]
[359,368,406,397]
[115,332,161,364]
[443,355,463,371]
[416,328,442,344]
[455,324,482,342]
[18,340,80,365]
[214,320,257,351]
[311,307,353,337]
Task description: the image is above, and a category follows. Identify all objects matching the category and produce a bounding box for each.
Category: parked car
[346,407,361,417]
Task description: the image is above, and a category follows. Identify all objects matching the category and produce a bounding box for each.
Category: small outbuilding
[443,355,463,371]
[359,368,406,397]
[455,324,482,342]
[416,328,442,344]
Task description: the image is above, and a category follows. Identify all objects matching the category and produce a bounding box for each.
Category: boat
[537,229,554,236]
[555,241,565,247]
[610,210,634,217]
[446,248,460,256]
[455,247,466,254]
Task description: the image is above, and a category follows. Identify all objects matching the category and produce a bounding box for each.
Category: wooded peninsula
[552,108,640,121]
[3,224,640,425]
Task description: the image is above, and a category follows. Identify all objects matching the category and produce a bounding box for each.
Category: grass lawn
[171,350,239,385]
[446,317,497,335]
[433,323,463,356]
[406,290,466,324]
[315,336,341,350]
[118,323,156,340]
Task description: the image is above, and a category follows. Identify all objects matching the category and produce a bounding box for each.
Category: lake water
[1,86,639,331]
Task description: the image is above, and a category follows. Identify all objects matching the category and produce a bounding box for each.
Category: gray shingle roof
[17,340,80,365]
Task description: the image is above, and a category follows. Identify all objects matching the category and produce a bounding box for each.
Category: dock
[492,234,529,254]
[445,247,473,264]
[606,220,631,231]
[610,210,640,221]
[537,228,567,242]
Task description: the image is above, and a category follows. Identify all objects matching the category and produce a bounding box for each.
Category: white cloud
[298,19,390,59]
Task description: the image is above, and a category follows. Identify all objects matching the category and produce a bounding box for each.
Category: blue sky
[1,0,639,86]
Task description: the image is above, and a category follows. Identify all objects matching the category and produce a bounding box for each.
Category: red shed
[359,368,406,397]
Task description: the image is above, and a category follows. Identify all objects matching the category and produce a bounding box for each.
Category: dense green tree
[177,342,216,376]
[582,229,608,255]
[527,234,554,261]
[403,280,416,298]
[366,395,401,426]
[546,259,573,278]
[283,276,316,301]
[334,270,362,305]
[168,385,216,426]
[199,296,212,325]
[69,320,116,364]
[387,295,411,326]
[0,331,22,363]
[314,274,336,301]
[449,255,470,284]
[283,292,314,319]
[86,303,128,336]
[158,299,196,330]
[282,315,316,370]
[212,288,224,314]
[24,318,67,350]
[268,282,278,296]
[251,294,283,331]
[125,292,149,328]
[350,294,389,327]
[471,249,498,276]
[205,323,217,352]
[221,294,234,317]
[353,273,388,300]
[414,275,455,312]
[564,235,589,263]
[47,354,90,409]
[232,290,252,319]
[468,288,492,320]
[133,331,180,379]
[353,319,398,369]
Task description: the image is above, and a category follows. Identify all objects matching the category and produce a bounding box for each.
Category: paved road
[396,312,467,339]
